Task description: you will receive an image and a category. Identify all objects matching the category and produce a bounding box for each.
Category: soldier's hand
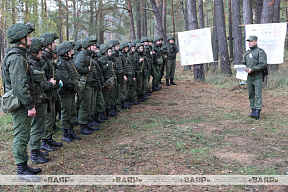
[124,75,128,81]
[49,78,57,85]
[133,77,136,81]
[28,107,36,117]
[139,58,144,62]
[88,66,91,70]
[245,68,252,74]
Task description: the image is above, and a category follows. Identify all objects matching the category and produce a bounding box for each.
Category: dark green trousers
[12,106,33,164]
[166,58,176,79]
[30,102,47,151]
[247,74,263,110]
[78,86,94,124]
[59,93,76,130]
[94,90,106,113]
[120,80,128,102]
[42,99,55,140]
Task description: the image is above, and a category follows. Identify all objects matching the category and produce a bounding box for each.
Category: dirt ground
[1,63,288,191]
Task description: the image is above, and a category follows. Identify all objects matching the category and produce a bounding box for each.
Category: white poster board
[178,28,214,66]
[245,23,287,64]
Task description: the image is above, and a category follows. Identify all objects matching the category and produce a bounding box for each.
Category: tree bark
[243,0,253,25]
[228,0,233,60]
[150,0,165,38]
[198,0,204,29]
[127,0,136,40]
[12,0,16,24]
[214,0,232,76]
[66,0,69,41]
[136,1,141,39]
[171,0,176,39]
[232,0,243,66]
[98,0,105,44]
[58,0,63,43]
[142,0,147,37]
[210,4,219,72]
[273,0,281,23]
[262,0,278,73]
[162,0,167,42]
[255,0,263,24]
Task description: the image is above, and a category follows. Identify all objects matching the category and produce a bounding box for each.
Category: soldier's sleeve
[251,49,267,73]
[40,80,53,92]
[115,56,124,74]
[75,54,90,75]
[174,45,179,53]
[57,63,74,90]
[99,57,109,72]
[8,55,34,110]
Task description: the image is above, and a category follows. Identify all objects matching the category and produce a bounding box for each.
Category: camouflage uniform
[1,23,42,175]
[151,37,165,91]
[242,35,267,119]
[127,42,138,105]
[56,41,81,142]
[165,36,179,85]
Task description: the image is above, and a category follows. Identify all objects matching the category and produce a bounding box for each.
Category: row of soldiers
[1,23,178,175]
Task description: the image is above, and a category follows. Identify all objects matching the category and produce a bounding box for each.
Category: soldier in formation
[1,22,180,175]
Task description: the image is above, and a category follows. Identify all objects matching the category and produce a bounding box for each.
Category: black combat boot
[129,97,139,105]
[31,150,51,164]
[87,123,99,131]
[17,162,42,175]
[80,124,94,135]
[147,89,153,93]
[146,93,151,96]
[166,79,170,86]
[40,150,49,157]
[252,109,261,120]
[170,78,178,85]
[41,139,57,152]
[69,126,82,140]
[88,120,100,127]
[94,113,105,123]
[157,85,162,90]
[159,79,164,84]
[121,101,130,109]
[62,129,75,142]
[249,109,255,117]
[47,138,63,147]
[138,95,145,102]
[100,112,108,121]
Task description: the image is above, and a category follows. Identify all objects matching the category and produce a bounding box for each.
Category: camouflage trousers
[78,86,94,124]
[166,58,176,80]
[42,99,55,140]
[120,80,128,102]
[30,101,47,151]
[247,74,263,110]
[151,63,161,87]
[59,93,77,130]
[12,106,33,164]
[94,90,106,113]
[127,80,137,99]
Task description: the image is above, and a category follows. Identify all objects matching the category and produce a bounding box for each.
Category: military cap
[129,42,136,49]
[246,35,258,42]
[100,43,112,55]
[107,39,120,47]
[7,23,35,43]
[28,37,45,54]
[39,32,59,45]
[119,42,129,50]
[133,39,141,44]
[167,36,175,41]
[74,39,83,51]
[82,36,97,49]
[140,37,149,43]
[135,43,144,50]
[57,41,74,56]
[153,36,163,43]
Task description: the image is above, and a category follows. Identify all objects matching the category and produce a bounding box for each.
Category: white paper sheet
[233,65,248,81]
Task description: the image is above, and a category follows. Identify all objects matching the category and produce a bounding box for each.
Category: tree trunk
[171,0,176,39]
[12,0,16,24]
[183,0,188,31]
[262,0,278,73]
[228,0,233,60]
[214,0,232,76]
[243,0,253,25]
[24,1,29,23]
[142,0,147,37]
[98,0,105,44]
[210,4,219,72]
[136,1,141,39]
[255,0,263,24]
[232,0,243,66]
[198,0,208,72]
[150,0,165,38]
[273,0,281,23]
[127,0,136,40]
[59,0,63,43]
[66,0,69,41]
[162,0,167,42]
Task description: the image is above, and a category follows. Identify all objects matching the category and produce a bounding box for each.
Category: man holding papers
[242,35,267,120]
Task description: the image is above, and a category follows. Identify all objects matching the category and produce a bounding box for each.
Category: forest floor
[1,60,288,191]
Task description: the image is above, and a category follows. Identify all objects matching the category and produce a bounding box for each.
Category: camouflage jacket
[242,45,267,76]
[28,54,53,103]
[127,52,136,78]
[166,43,178,60]
[98,55,117,81]
[92,53,105,91]
[1,47,34,110]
